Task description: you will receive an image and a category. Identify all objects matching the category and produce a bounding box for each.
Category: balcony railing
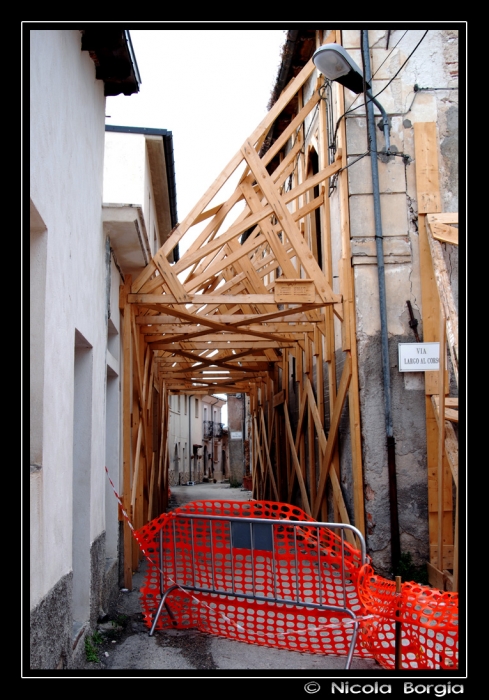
[214,422,224,438]
[203,420,225,439]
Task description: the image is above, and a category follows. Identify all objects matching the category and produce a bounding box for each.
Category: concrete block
[342,30,361,49]
[386,237,411,256]
[342,29,387,50]
[346,113,404,160]
[403,373,425,390]
[404,141,418,205]
[368,30,390,48]
[380,193,409,236]
[370,79,404,114]
[378,158,406,194]
[346,116,368,155]
[344,77,405,116]
[387,116,405,152]
[353,255,412,266]
[409,92,438,123]
[371,47,405,81]
[354,265,381,335]
[349,195,375,238]
[351,236,411,259]
[351,238,376,257]
[348,156,372,195]
[349,193,408,238]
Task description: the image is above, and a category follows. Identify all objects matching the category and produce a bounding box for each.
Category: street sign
[398,342,440,372]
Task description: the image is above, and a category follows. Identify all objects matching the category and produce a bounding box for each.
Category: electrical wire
[347,30,409,115]
[372,30,429,100]
[326,29,430,158]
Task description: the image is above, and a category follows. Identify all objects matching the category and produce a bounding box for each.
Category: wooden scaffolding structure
[117,32,459,592]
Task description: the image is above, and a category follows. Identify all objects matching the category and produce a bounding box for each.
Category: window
[195,398,199,418]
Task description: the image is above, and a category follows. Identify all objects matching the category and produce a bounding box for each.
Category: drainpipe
[361,31,400,573]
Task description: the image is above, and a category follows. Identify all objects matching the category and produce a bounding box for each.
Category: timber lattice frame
[118,31,366,587]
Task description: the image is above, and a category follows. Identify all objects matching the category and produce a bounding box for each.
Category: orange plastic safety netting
[135,500,458,669]
[357,565,458,670]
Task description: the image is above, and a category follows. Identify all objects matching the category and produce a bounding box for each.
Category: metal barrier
[148,512,367,669]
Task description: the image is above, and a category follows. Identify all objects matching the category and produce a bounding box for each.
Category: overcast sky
[106,28,287,225]
[106,28,287,415]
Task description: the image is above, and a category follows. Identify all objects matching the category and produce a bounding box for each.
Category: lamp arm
[366,90,391,154]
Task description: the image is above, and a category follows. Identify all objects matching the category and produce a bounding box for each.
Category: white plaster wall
[103,132,145,206]
[103,131,161,255]
[143,144,160,255]
[30,29,107,608]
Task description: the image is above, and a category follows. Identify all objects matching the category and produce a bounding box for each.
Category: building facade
[263,28,459,577]
[28,29,182,669]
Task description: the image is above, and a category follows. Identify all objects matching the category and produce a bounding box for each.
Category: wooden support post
[437,331,445,573]
[414,122,454,587]
[120,275,133,590]
[335,70,365,536]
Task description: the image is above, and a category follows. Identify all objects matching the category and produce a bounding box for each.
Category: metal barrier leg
[344,619,359,670]
[149,584,179,636]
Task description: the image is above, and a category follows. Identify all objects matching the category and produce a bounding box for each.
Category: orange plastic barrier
[135,500,458,669]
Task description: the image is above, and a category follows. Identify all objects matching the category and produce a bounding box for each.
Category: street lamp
[312,43,369,94]
[313,38,400,570]
[312,43,390,152]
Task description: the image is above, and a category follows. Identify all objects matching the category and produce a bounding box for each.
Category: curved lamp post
[312,39,400,572]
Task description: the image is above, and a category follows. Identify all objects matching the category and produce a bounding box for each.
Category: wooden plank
[239,178,300,281]
[431,395,458,423]
[260,408,279,501]
[444,421,458,488]
[437,313,447,572]
[284,401,311,515]
[312,354,353,519]
[253,415,266,500]
[429,222,458,246]
[426,213,458,226]
[130,293,278,305]
[335,75,364,534]
[120,276,133,590]
[329,467,356,547]
[273,390,285,407]
[184,233,267,294]
[415,124,443,561]
[429,544,454,570]
[305,376,327,453]
[262,89,321,169]
[413,123,442,214]
[275,279,316,303]
[426,223,459,385]
[241,140,341,305]
[427,561,446,590]
[154,252,191,303]
[137,54,317,283]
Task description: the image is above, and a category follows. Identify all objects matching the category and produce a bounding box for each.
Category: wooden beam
[119,276,134,589]
[312,354,352,519]
[242,140,341,305]
[283,401,311,515]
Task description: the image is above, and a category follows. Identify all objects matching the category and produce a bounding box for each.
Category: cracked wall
[340,29,458,575]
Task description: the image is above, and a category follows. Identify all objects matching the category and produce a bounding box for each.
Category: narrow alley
[75,482,382,674]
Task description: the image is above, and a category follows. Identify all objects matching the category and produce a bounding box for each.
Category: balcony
[214,422,224,438]
[203,421,225,439]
